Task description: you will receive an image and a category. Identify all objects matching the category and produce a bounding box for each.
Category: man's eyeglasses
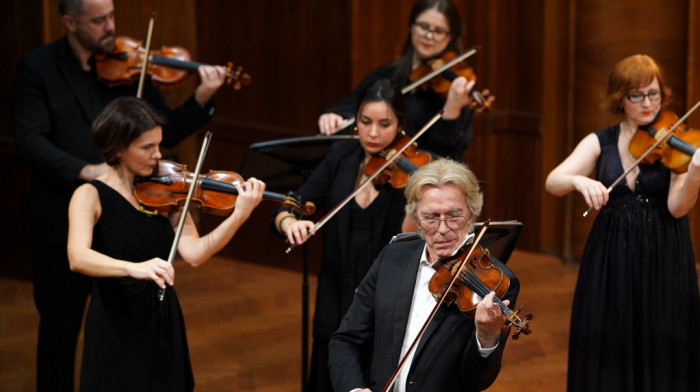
[625,90,661,103]
[417,216,467,232]
[412,22,450,42]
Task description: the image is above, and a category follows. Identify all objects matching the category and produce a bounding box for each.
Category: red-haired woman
[546,54,700,391]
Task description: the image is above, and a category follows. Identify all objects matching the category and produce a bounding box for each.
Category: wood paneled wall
[3,0,700,273]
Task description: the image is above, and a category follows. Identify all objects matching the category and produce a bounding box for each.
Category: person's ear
[63,14,77,33]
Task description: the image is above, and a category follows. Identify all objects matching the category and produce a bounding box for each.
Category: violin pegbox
[224,61,252,90]
[502,304,533,340]
[469,89,495,114]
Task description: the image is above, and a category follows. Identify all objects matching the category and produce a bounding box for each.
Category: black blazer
[272,140,407,341]
[329,238,519,392]
[12,36,214,245]
[322,62,474,161]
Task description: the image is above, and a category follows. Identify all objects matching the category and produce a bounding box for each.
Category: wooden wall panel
[5,0,700,272]
[193,0,353,270]
[350,0,411,85]
[687,0,700,258]
[539,0,574,259]
[461,0,545,252]
[569,0,689,261]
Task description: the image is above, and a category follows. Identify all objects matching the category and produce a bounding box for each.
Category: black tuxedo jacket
[13,36,213,245]
[329,238,519,392]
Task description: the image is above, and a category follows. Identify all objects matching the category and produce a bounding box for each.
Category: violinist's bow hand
[318,113,345,135]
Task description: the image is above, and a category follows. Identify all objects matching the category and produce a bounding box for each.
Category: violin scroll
[502,305,533,340]
[224,61,252,90]
[280,191,316,217]
[469,89,494,114]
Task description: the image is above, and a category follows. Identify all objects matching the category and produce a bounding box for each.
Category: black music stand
[390,220,523,263]
[239,134,358,392]
[240,134,358,191]
[472,220,523,263]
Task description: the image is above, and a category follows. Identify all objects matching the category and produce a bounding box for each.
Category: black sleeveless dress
[567,125,700,392]
[80,180,193,392]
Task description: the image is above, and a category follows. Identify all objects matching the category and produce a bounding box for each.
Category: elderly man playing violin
[12,0,228,390]
[329,158,520,392]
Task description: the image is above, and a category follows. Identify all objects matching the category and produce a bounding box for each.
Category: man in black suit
[329,158,520,392]
[12,0,228,390]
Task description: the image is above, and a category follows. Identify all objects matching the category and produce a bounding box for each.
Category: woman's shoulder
[327,140,363,160]
[69,181,101,215]
[592,124,620,146]
[74,181,101,197]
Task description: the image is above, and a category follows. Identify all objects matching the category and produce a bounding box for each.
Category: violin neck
[200,178,284,203]
[150,54,208,72]
[395,156,420,174]
[440,68,458,82]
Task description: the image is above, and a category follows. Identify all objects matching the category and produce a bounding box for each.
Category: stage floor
[0,249,636,391]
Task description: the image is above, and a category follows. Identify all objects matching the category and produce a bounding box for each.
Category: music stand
[239,134,358,392]
[473,220,523,263]
[390,220,523,263]
[240,134,358,192]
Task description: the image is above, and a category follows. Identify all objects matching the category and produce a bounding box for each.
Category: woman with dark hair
[67,96,265,391]
[274,79,414,392]
[546,54,700,391]
[318,0,484,161]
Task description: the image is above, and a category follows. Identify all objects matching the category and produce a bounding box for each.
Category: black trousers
[32,238,91,392]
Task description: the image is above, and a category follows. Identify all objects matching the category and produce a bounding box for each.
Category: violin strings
[458,269,515,319]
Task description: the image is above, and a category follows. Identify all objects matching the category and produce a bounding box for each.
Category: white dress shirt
[394,234,497,392]
[349,234,498,392]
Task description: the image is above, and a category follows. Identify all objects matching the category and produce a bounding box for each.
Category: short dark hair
[356,79,408,130]
[58,0,84,16]
[91,97,166,166]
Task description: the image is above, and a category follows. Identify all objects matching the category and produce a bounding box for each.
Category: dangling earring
[353,126,358,135]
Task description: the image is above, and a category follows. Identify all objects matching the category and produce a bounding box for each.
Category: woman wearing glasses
[274,79,414,392]
[546,54,700,391]
[318,0,478,161]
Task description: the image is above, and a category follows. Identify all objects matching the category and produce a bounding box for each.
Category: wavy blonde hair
[404,158,483,233]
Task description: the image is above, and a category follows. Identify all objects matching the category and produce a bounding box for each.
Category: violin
[628,110,700,173]
[134,160,315,217]
[95,36,252,90]
[428,242,532,339]
[409,50,493,113]
[364,132,433,189]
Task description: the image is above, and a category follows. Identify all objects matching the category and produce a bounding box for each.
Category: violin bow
[158,131,212,302]
[582,98,700,217]
[381,222,490,392]
[336,46,480,131]
[136,12,156,99]
[285,110,444,253]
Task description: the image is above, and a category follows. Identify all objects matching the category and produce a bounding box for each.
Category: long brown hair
[393,0,464,82]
